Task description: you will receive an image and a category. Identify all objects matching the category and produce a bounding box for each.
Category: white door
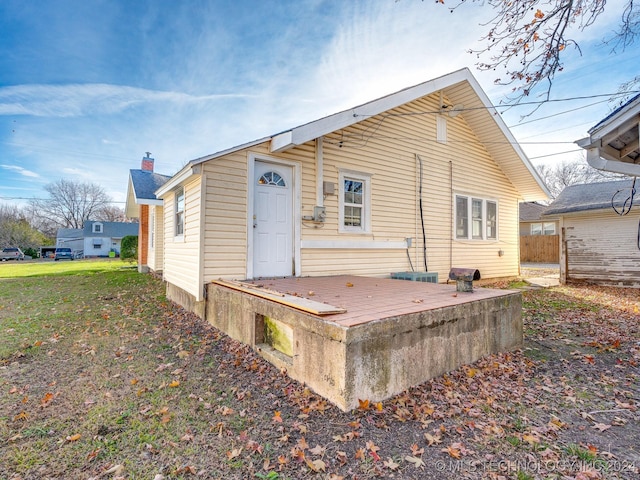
[253,161,293,278]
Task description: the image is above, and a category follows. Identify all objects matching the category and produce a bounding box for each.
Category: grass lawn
[0,262,638,479]
[0,258,135,278]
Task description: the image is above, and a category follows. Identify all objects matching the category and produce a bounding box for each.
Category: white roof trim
[588,96,640,139]
[155,164,201,197]
[268,68,548,198]
[270,69,471,153]
[158,67,549,200]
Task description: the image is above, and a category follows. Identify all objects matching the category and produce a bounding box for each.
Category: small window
[92,223,103,233]
[258,171,286,187]
[175,187,185,237]
[472,198,483,240]
[543,222,555,235]
[531,223,542,235]
[455,196,468,239]
[455,195,498,241]
[486,201,497,240]
[339,171,371,233]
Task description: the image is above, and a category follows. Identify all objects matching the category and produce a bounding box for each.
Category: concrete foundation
[205,278,522,411]
[166,283,206,319]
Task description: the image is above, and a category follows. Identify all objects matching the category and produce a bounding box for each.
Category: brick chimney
[141,152,154,172]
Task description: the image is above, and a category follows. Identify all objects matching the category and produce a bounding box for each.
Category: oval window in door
[258,171,286,187]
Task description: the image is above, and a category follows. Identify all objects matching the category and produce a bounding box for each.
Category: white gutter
[578,127,640,177]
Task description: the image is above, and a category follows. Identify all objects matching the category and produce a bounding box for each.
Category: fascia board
[155,164,200,198]
[271,68,471,152]
[464,73,551,199]
[588,98,640,139]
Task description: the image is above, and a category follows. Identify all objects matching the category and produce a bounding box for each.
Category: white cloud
[0,84,255,117]
[0,164,40,178]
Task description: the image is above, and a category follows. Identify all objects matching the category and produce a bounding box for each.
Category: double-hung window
[531,222,555,235]
[175,187,185,237]
[339,170,371,233]
[455,194,498,241]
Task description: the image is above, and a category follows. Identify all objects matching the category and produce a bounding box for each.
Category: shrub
[23,247,39,258]
[120,235,138,262]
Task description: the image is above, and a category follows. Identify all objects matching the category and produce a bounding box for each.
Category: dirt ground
[0,270,638,479]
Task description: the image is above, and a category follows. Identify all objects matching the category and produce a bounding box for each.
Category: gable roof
[543,179,640,216]
[56,228,83,240]
[83,221,139,238]
[576,93,640,176]
[158,68,549,201]
[519,202,548,222]
[125,169,172,217]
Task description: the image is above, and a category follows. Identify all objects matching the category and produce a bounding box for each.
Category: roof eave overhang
[155,164,202,198]
[268,68,550,201]
[577,134,640,177]
[270,68,472,153]
[588,97,640,138]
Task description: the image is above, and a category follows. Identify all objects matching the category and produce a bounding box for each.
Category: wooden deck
[245,275,515,327]
[206,275,522,411]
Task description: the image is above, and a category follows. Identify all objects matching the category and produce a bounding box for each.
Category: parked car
[54,247,74,261]
[1,247,25,261]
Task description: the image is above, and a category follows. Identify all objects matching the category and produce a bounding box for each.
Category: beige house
[156,68,549,317]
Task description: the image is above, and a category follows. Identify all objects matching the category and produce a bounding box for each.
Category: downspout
[316,137,324,206]
[416,154,428,272]
[449,160,453,271]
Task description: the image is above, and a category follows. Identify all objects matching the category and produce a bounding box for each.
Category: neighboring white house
[56,221,139,257]
[544,180,640,287]
[55,228,84,253]
[83,221,139,257]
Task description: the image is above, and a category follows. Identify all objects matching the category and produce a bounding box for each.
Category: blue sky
[0,0,637,207]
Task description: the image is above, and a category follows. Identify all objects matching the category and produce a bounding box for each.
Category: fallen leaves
[591,422,612,432]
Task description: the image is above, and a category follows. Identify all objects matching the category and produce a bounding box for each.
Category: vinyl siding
[162,177,202,299]
[562,210,640,286]
[147,205,164,272]
[193,91,522,282]
[301,93,520,280]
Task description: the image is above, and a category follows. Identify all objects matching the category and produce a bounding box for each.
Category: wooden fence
[520,234,559,263]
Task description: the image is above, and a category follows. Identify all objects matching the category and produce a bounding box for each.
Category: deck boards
[244,275,516,327]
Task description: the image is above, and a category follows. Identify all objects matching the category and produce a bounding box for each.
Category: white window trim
[92,222,103,233]
[454,194,498,241]
[338,170,371,234]
[174,187,185,240]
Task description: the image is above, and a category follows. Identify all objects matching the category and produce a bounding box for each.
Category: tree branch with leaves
[437,0,639,101]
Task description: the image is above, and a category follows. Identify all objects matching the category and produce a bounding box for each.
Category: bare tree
[438,0,639,101]
[29,179,113,230]
[536,158,623,199]
[95,205,128,223]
